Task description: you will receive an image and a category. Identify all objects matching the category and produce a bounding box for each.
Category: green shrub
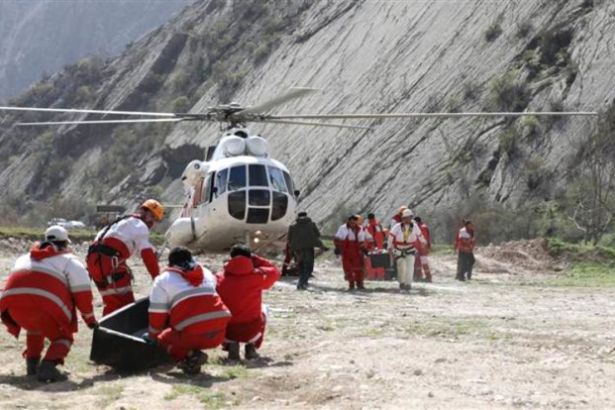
[488,70,530,111]
[484,21,503,42]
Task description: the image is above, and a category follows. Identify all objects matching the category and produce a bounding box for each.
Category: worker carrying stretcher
[87,199,164,315]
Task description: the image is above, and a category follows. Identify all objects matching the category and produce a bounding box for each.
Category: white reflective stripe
[99,286,132,296]
[148,302,169,313]
[247,332,262,344]
[70,284,91,293]
[52,339,72,348]
[171,287,216,309]
[174,310,231,331]
[27,265,68,286]
[1,288,72,321]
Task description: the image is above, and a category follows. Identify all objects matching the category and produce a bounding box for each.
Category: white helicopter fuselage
[165,130,298,252]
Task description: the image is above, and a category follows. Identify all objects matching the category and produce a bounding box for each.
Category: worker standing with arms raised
[389,210,425,291]
[0,226,97,382]
[86,199,164,315]
[335,215,368,291]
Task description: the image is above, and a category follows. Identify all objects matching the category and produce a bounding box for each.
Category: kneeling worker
[87,199,164,315]
[216,245,281,361]
[0,226,97,382]
[147,247,231,375]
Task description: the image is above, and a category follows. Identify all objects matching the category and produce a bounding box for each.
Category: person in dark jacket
[216,245,280,361]
[287,212,325,290]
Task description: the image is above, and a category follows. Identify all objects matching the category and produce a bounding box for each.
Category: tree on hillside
[566,105,615,244]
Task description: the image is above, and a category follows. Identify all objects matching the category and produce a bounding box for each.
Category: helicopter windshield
[249,164,268,187]
[228,165,246,191]
[215,168,228,196]
[268,166,288,192]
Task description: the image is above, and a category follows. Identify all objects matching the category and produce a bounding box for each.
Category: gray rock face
[0,0,613,235]
[0,0,194,101]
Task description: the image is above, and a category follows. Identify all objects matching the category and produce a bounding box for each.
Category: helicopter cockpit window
[268,166,288,193]
[283,171,295,196]
[228,165,246,191]
[248,164,268,187]
[215,168,228,196]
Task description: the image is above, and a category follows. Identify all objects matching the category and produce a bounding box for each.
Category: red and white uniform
[334,224,367,287]
[364,219,386,280]
[87,216,160,315]
[216,255,280,348]
[414,221,433,281]
[366,219,386,250]
[389,223,425,287]
[148,264,230,361]
[1,243,96,364]
[455,227,475,253]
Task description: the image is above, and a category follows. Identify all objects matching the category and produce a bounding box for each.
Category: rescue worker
[147,247,230,375]
[287,211,325,290]
[216,245,280,361]
[0,226,97,382]
[389,206,408,230]
[455,220,476,281]
[413,216,433,283]
[388,210,425,291]
[364,213,386,280]
[87,199,164,315]
[334,215,368,290]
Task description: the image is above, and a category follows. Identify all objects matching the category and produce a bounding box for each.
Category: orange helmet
[398,205,408,214]
[355,214,365,225]
[141,199,165,221]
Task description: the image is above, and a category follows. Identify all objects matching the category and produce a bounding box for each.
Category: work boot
[357,282,365,291]
[455,274,465,282]
[227,342,241,362]
[26,358,40,376]
[424,275,432,283]
[348,282,356,291]
[244,343,260,360]
[178,350,208,375]
[37,360,67,383]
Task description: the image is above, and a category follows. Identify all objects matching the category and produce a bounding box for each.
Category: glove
[141,332,157,346]
[87,321,99,330]
[334,248,341,256]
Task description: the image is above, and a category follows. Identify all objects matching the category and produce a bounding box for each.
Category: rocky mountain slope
[0,0,613,236]
[0,0,194,100]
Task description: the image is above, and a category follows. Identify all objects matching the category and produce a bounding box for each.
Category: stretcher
[90,297,172,372]
[364,250,392,280]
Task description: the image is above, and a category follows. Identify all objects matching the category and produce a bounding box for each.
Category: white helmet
[402,209,414,218]
[45,225,71,243]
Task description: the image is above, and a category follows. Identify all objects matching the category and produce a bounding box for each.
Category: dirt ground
[1,241,615,410]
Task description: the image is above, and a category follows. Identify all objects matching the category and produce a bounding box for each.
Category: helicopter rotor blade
[239,87,318,115]
[16,118,185,126]
[261,119,371,130]
[0,105,178,117]
[268,111,600,120]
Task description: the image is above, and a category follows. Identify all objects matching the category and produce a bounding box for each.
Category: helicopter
[0,87,599,252]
